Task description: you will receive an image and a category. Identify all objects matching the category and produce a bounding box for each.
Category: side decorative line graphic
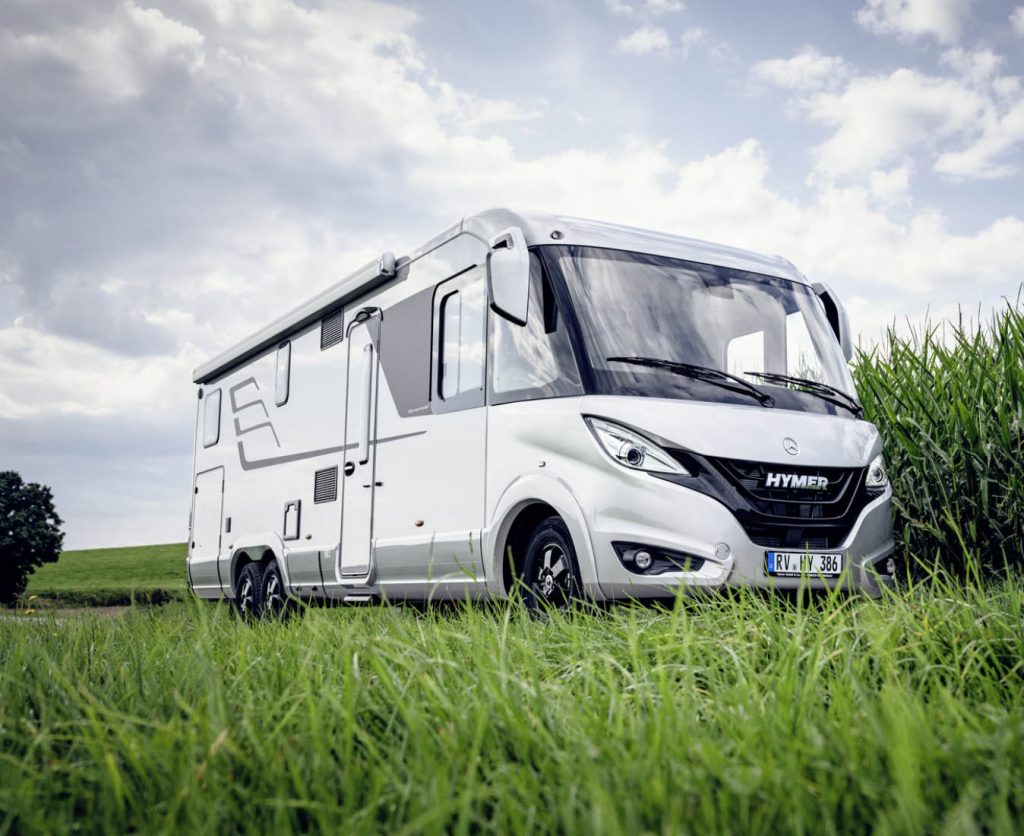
[237,431,426,472]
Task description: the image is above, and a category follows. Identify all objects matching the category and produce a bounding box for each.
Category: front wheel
[522,516,585,613]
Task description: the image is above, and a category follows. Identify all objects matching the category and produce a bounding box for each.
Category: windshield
[547,246,858,414]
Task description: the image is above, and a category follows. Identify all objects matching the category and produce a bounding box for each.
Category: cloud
[1012,6,1024,35]
[868,165,912,204]
[751,47,848,91]
[752,45,1024,182]
[605,0,683,15]
[616,25,671,55]
[855,0,972,44]
[678,26,707,57]
[807,68,986,180]
[1,0,1023,548]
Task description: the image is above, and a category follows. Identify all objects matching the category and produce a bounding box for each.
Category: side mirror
[812,282,853,362]
[487,227,530,326]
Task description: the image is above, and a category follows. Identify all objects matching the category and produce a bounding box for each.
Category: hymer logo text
[765,473,829,490]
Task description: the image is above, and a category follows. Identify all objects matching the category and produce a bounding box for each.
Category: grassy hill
[25,543,189,606]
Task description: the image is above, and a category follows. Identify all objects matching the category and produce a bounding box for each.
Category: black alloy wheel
[235,562,263,620]
[522,516,584,613]
[259,560,291,620]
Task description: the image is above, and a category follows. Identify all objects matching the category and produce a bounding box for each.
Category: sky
[1,0,1023,549]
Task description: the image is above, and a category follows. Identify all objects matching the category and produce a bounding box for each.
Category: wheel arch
[225,534,286,597]
[486,474,605,600]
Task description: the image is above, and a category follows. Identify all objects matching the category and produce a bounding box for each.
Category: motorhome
[188,209,895,616]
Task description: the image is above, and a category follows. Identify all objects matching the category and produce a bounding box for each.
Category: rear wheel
[259,560,291,620]
[522,516,584,613]
[234,562,263,620]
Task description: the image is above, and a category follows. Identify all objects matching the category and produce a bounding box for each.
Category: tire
[234,562,263,620]
[259,560,291,620]
[522,516,585,613]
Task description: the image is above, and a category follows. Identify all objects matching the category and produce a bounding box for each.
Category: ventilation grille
[314,466,339,504]
[321,309,345,350]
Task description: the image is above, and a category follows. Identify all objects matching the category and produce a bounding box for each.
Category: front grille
[747,530,838,550]
[667,453,874,551]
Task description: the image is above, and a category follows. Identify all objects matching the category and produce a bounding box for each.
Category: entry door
[190,467,224,593]
[339,311,381,580]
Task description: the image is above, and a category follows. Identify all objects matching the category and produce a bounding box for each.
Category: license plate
[765,551,844,578]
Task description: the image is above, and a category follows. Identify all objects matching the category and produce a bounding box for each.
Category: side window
[203,389,222,448]
[275,342,291,407]
[435,268,486,410]
[726,330,765,378]
[491,254,583,404]
[786,311,821,380]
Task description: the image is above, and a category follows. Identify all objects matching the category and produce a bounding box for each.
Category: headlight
[865,454,888,489]
[585,417,690,476]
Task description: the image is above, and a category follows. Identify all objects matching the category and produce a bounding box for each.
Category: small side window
[203,389,222,448]
[276,342,291,406]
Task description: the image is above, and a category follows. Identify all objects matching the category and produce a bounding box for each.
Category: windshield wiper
[744,371,863,418]
[607,356,775,407]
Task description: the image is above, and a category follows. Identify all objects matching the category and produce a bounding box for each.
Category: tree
[0,472,64,606]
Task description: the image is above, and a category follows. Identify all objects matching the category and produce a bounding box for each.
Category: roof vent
[321,309,345,350]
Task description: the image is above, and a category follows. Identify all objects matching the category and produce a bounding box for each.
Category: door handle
[344,462,356,476]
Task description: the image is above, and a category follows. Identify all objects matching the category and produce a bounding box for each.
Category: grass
[1,579,1021,834]
[24,543,188,607]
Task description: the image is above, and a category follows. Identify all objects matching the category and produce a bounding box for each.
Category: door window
[435,269,486,410]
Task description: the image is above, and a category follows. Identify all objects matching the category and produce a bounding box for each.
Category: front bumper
[588,476,895,599]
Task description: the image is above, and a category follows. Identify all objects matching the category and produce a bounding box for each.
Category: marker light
[585,417,690,476]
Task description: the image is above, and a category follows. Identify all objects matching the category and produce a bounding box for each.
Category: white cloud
[869,165,912,204]
[679,26,707,57]
[605,0,683,14]
[616,25,671,55]
[855,0,972,43]
[1011,6,1024,36]
[605,0,634,16]
[807,69,984,179]
[751,47,848,91]
[644,0,684,13]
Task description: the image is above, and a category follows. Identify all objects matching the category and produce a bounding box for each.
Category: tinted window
[275,342,291,407]
[203,389,221,448]
[491,254,582,403]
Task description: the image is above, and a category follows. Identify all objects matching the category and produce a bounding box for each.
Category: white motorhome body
[189,209,895,608]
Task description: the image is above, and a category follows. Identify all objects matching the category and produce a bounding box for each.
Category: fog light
[715,543,731,560]
[886,557,896,575]
[634,550,653,571]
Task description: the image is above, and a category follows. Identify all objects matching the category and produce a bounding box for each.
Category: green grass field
[1,579,1021,834]
[24,543,188,606]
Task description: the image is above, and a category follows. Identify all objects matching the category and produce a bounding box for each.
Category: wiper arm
[744,371,863,418]
[607,356,775,407]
